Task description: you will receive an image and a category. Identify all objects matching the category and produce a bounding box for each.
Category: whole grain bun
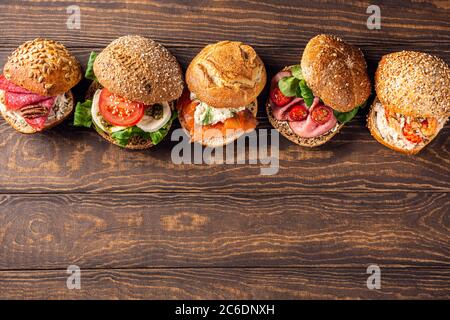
[0,90,74,134]
[3,38,82,97]
[85,82,172,149]
[301,34,371,112]
[375,51,450,118]
[186,41,266,109]
[94,35,183,105]
[178,101,258,148]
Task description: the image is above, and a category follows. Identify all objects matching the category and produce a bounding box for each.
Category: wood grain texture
[0,0,449,299]
[0,267,448,299]
[0,0,448,193]
[0,193,448,270]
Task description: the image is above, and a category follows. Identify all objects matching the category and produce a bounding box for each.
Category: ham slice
[289,103,337,138]
[271,97,303,121]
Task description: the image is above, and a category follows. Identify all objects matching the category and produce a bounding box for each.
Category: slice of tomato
[403,123,423,144]
[99,88,145,127]
[311,105,332,125]
[270,87,293,107]
[288,105,308,121]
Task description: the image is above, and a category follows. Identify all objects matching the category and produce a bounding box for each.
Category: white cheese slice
[136,101,171,133]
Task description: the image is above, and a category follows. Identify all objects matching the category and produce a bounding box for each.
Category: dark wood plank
[0,193,448,270]
[0,0,448,193]
[0,267,448,299]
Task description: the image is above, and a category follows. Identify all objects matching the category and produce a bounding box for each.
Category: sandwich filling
[73,52,176,147]
[177,90,257,143]
[373,101,446,151]
[269,65,362,139]
[0,75,66,131]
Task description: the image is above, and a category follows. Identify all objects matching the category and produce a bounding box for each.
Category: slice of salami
[0,75,32,94]
[23,97,56,131]
[5,92,51,110]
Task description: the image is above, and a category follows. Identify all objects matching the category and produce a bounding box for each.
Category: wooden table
[0,0,448,300]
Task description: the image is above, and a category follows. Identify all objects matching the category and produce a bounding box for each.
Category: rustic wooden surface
[0,0,449,299]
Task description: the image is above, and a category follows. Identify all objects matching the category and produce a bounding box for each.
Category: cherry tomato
[311,105,332,125]
[99,88,145,127]
[270,87,293,107]
[288,105,308,121]
[403,123,423,144]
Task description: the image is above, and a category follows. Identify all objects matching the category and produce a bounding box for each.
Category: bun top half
[93,35,184,105]
[301,34,371,112]
[3,38,82,96]
[375,51,450,118]
[186,41,266,108]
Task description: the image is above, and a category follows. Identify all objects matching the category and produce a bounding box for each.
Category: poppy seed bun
[301,34,371,112]
[93,35,183,105]
[186,41,266,109]
[3,38,82,97]
[0,90,74,134]
[375,51,450,118]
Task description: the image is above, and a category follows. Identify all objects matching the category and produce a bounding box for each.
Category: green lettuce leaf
[298,80,314,107]
[85,52,98,81]
[73,100,93,128]
[111,111,177,146]
[290,65,303,80]
[278,76,299,97]
[333,101,367,124]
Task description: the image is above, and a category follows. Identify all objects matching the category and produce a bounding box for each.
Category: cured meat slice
[0,75,31,94]
[5,92,51,110]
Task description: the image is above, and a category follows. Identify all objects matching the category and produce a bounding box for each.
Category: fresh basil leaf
[299,80,314,107]
[278,76,299,97]
[291,65,303,80]
[85,51,98,81]
[333,106,359,124]
[73,100,93,128]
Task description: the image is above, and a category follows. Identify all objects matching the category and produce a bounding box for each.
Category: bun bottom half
[0,90,74,134]
[178,102,258,148]
[367,98,444,155]
[266,100,343,147]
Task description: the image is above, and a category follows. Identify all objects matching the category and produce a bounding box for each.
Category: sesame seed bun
[3,38,82,97]
[301,34,371,112]
[93,35,184,105]
[186,41,266,109]
[375,51,450,118]
[0,89,74,134]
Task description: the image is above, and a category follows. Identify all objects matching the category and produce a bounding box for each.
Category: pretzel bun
[186,41,266,108]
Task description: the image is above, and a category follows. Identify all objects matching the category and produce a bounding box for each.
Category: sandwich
[266,34,371,146]
[177,41,266,147]
[74,35,184,149]
[368,51,449,154]
[0,38,81,133]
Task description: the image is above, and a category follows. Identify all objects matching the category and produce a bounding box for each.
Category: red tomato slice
[270,87,293,107]
[99,88,145,127]
[288,105,308,121]
[311,105,332,125]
